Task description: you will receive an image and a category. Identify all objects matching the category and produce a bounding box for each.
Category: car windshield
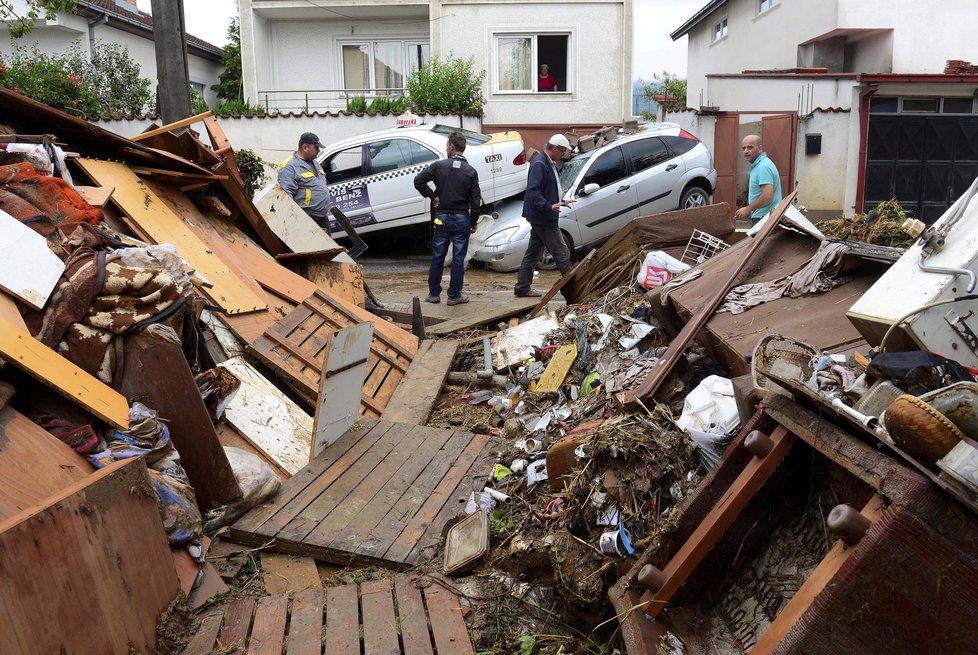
[559,154,592,194]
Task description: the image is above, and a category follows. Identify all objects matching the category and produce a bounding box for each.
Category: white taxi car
[317,124,528,235]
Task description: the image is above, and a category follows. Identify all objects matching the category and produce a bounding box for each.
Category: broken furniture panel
[0,315,130,429]
[532,343,579,393]
[0,208,66,310]
[0,397,93,521]
[312,323,374,458]
[250,289,415,419]
[218,356,314,477]
[228,420,496,568]
[118,326,241,511]
[74,185,114,207]
[563,202,735,303]
[74,158,268,315]
[254,184,343,254]
[492,313,560,370]
[382,339,460,426]
[0,458,180,655]
[0,288,27,331]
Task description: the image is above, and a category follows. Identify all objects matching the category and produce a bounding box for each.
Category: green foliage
[189,86,209,114]
[643,70,688,113]
[0,42,151,117]
[488,508,514,537]
[212,15,244,102]
[235,148,271,198]
[406,54,485,116]
[0,0,77,38]
[213,98,267,116]
[0,47,100,116]
[518,635,536,655]
[640,109,656,121]
[346,95,367,113]
[367,95,410,114]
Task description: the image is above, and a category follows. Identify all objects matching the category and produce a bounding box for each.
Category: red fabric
[0,163,102,225]
[538,74,557,91]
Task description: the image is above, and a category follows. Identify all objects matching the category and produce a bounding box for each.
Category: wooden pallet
[182,577,473,655]
[250,290,415,418]
[228,420,495,568]
[382,339,459,426]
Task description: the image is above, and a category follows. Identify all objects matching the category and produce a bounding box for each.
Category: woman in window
[538,64,557,92]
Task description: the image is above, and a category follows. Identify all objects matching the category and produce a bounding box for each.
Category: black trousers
[515,224,571,293]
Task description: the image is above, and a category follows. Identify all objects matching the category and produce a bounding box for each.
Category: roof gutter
[670,0,729,41]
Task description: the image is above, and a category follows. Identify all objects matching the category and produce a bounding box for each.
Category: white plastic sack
[676,375,740,469]
[3,143,54,175]
[636,250,691,290]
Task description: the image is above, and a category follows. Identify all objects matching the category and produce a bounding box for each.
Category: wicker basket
[751,334,818,396]
[884,394,966,465]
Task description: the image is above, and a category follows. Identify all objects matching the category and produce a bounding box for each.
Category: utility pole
[150,0,192,123]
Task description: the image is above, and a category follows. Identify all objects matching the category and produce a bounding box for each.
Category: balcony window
[340,41,428,95]
[494,33,571,93]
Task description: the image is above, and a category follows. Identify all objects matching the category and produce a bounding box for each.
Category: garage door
[865,115,978,222]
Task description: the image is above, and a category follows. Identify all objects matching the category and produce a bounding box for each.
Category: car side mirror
[580,183,600,197]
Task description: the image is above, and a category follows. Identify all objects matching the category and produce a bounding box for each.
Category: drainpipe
[87,12,108,58]
[854,84,877,214]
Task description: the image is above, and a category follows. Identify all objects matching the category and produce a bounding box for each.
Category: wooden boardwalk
[181,577,474,655]
[229,420,495,567]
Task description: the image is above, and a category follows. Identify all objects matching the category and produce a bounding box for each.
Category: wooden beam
[624,191,797,408]
[130,111,214,142]
[750,495,884,654]
[274,248,345,262]
[382,340,459,425]
[130,166,227,181]
[640,425,797,618]
[527,248,597,319]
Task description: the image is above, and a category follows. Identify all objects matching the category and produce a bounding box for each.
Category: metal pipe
[916,252,977,293]
[482,336,492,372]
[830,397,880,431]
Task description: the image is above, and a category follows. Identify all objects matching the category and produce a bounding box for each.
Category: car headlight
[484,226,520,247]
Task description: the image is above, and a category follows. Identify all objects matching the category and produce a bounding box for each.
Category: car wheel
[680,186,710,209]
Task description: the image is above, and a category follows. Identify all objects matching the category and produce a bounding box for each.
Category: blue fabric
[522,152,562,227]
[429,212,471,298]
[748,152,782,219]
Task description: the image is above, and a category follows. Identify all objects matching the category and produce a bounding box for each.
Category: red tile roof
[77,0,223,58]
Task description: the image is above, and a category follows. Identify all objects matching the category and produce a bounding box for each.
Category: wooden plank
[254,184,343,254]
[130,166,227,181]
[383,340,459,425]
[230,419,380,535]
[751,495,884,654]
[624,191,797,407]
[312,323,374,458]
[287,587,324,655]
[0,290,27,332]
[324,584,360,655]
[261,553,322,596]
[0,208,66,310]
[219,597,256,652]
[276,421,404,545]
[248,595,289,655]
[641,425,798,618]
[180,608,224,655]
[424,584,475,655]
[215,421,290,482]
[361,579,400,655]
[219,356,314,476]
[213,158,289,255]
[428,297,539,337]
[532,343,578,393]
[75,185,114,207]
[384,432,492,563]
[275,248,345,262]
[0,404,93,522]
[130,111,214,141]
[526,248,596,319]
[0,316,129,429]
[74,158,267,315]
[0,458,179,655]
[394,577,435,655]
[186,561,230,610]
[311,423,454,552]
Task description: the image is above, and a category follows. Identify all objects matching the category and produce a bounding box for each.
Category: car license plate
[485,153,503,163]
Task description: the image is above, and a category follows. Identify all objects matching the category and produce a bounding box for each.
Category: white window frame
[712,18,728,43]
[758,0,780,15]
[338,39,428,95]
[492,32,573,95]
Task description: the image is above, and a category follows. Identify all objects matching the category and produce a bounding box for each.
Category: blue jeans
[429,213,471,298]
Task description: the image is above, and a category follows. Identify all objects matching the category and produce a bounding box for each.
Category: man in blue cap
[277,132,332,233]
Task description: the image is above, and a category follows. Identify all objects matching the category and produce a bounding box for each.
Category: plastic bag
[2,143,53,175]
[636,250,690,290]
[676,375,740,470]
[203,447,281,533]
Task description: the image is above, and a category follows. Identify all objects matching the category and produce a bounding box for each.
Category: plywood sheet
[0,290,27,332]
[218,356,313,476]
[74,158,267,315]
[75,185,114,207]
[254,184,341,253]
[0,208,65,310]
[0,458,179,655]
[0,315,129,429]
[312,323,373,458]
[533,343,578,392]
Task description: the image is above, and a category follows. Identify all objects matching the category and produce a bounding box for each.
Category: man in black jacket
[514,134,575,297]
[414,132,482,305]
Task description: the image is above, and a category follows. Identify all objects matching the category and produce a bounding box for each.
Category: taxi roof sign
[395,110,422,127]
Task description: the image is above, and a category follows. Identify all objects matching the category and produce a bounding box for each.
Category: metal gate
[865,115,978,222]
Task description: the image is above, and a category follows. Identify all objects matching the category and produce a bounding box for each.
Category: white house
[238,0,633,150]
[668,0,978,220]
[0,0,224,106]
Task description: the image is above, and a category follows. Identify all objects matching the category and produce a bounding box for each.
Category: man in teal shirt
[734,134,782,224]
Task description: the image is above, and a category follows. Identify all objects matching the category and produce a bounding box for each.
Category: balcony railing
[257,88,409,113]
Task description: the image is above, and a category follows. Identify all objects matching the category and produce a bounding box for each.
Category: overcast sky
[136,0,702,80]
